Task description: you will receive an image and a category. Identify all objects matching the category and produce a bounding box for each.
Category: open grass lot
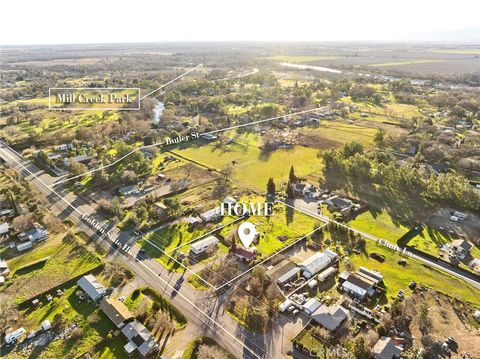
[348,210,410,243]
[345,241,480,306]
[341,96,426,120]
[0,234,102,302]
[406,226,480,259]
[171,121,375,191]
[138,218,233,271]
[6,284,117,359]
[406,227,452,256]
[242,202,321,256]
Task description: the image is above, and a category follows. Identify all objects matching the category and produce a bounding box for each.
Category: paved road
[0,142,288,359]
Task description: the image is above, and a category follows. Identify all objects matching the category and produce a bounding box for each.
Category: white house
[190,236,219,255]
[41,320,52,331]
[199,207,222,222]
[301,250,338,278]
[279,299,293,313]
[340,267,382,300]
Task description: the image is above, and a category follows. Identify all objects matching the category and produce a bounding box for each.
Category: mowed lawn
[171,122,375,191]
[346,241,480,306]
[349,210,410,243]
[1,235,102,301]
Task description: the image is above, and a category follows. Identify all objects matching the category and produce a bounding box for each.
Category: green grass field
[406,226,480,258]
[171,122,375,191]
[346,241,480,306]
[349,210,410,243]
[1,234,102,302]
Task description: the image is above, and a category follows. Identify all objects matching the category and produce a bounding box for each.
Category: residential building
[451,239,473,259]
[318,267,337,282]
[63,154,91,167]
[339,267,383,300]
[100,298,134,328]
[372,337,403,359]
[325,196,354,215]
[77,275,106,301]
[301,250,338,278]
[190,236,219,256]
[234,247,257,262]
[153,202,168,217]
[302,297,322,315]
[277,267,301,286]
[199,207,222,222]
[121,320,158,358]
[311,304,349,331]
[18,227,48,242]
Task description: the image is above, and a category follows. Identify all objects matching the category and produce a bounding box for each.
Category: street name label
[49,87,141,110]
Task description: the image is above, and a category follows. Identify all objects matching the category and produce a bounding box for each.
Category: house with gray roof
[77,275,106,301]
[121,320,158,358]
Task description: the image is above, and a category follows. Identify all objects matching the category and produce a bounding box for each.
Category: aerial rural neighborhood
[1,1,480,358]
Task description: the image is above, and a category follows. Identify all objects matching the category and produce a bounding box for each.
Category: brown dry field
[405,290,480,357]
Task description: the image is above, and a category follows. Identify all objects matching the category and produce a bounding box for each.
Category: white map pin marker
[238,222,257,248]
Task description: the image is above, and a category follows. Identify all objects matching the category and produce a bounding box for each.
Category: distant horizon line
[1,39,479,47]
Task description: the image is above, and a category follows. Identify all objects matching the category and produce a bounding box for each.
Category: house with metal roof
[301,250,338,279]
[277,267,301,286]
[77,275,106,301]
[302,297,322,315]
[18,227,48,242]
[190,236,219,255]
